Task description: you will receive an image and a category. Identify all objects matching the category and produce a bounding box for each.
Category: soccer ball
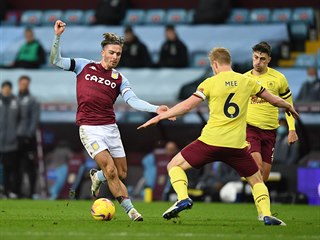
[91,198,116,221]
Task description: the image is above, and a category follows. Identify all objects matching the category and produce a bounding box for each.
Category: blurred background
[0,0,319,205]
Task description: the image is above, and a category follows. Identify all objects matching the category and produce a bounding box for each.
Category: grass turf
[0,200,319,240]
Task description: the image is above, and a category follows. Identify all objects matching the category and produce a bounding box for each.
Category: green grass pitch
[0,200,319,240]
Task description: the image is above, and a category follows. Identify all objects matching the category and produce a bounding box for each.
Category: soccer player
[50,20,170,221]
[138,47,299,226]
[244,42,298,220]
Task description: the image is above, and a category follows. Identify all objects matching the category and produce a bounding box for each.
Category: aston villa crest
[111,71,119,79]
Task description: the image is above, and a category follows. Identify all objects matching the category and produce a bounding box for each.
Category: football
[91,198,116,221]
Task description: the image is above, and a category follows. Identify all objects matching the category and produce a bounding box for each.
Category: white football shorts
[79,124,125,159]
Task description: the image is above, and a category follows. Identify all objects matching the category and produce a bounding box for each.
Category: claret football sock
[252,183,271,217]
[169,166,189,201]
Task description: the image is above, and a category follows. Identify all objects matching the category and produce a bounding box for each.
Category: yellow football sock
[252,183,271,217]
[169,166,189,201]
[251,187,262,216]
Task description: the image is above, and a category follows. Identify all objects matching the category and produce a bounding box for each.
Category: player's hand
[137,116,160,130]
[54,20,66,36]
[288,130,298,145]
[156,105,176,121]
[285,105,299,119]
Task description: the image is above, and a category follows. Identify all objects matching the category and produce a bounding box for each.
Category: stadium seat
[1,10,20,26]
[249,8,271,23]
[317,50,320,68]
[187,9,195,24]
[166,9,187,25]
[226,9,249,24]
[123,9,145,25]
[145,9,166,25]
[42,10,63,25]
[191,52,210,68]
[292,8,315,24]
[290,22,308,40]
[83,10,95,25]
[295,54,317,67]
[20,10,43,26]
[271,8,292,23]
[61,10,84,25]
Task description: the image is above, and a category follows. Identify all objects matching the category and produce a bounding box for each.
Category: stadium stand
[1,10,20,26]
[61,10,84,25]
[41,10,63,26]
[0,24,289,67]
[83,10,95,25]
[123,9,145,25]
[271,8,292,23]
[226,9,249,24]
[191,52,210,68]
[20,10,42,26]
[186,9,195,24]
[145,9,166,25]
[249,8,271,23]
[295,54,317,68]
[290,7,315,40]
[165,9,188,25]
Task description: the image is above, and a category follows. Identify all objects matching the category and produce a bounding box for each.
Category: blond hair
[100,33,124,48]
[208,47,232,65]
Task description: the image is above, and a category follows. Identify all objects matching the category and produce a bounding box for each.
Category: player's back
[198,71,264,149]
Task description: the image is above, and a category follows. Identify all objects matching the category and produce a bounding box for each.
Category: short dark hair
[252,41,272,56]
[1,81,12,89]
[124,26,133,34]
[165,24,175,31]
[18,75,31,82]
[100,33,124,48]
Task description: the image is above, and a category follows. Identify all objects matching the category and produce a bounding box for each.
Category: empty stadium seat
[1,10,20,25]
[191,52,210,68]
[166,9,187,24]
[295,54,317,67]
[290,22,308,40]
[226,9,249,24]
[20,10,43,26]
[292,8,315,24]
[123,9,145,25]
[62,10,84,25]
[42,10,63,25]
[83,10,95,25]
[145,9,166,25]
[187,9,195,24]
[250,8,271,23]
[271,8,292,23]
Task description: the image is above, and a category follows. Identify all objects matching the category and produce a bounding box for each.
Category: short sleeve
[248,77,265,96]
[193,78,210,100]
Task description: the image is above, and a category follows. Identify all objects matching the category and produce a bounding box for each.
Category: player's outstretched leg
[89,169,102,198]
[264,216,286,226]
[162,198,193,220]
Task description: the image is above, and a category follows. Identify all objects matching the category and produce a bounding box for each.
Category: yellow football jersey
[194,71,264,149]
[244,67,294,130]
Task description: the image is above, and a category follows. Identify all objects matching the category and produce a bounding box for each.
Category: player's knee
[105,166,118,180]
[262,173,269,182]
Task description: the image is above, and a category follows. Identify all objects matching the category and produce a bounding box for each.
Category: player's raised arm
[258,89,299,119]
[50,20,72,70]
[138,95,202,129]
